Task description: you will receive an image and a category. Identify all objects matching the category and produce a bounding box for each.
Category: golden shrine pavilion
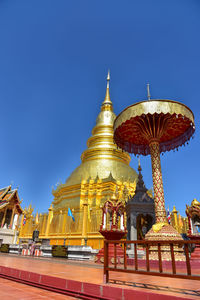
[19,73,138,249]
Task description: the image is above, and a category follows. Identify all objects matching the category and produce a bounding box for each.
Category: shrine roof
[0,200,9,209]
[3,193,12,200]
[0,186,23,214]
[0,186,10,192]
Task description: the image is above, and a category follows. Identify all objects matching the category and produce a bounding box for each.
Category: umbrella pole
[149,140,167,224]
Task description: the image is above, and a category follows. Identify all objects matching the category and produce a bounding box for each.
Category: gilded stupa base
[145,224,185,261]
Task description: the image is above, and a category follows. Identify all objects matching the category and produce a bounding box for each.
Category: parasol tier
[114,100,195,155]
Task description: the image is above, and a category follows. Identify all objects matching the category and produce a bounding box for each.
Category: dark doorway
[137,214,153,240]
[4,209,12,227]
[0,211,4,225]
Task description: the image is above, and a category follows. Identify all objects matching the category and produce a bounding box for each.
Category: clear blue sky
[0,0,199,216]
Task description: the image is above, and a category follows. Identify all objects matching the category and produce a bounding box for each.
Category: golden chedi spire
[64,72,137,186]
[102,70,112,106]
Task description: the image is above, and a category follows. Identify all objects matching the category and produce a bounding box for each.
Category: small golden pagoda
[170,206,188,235]
[19,72,138,249]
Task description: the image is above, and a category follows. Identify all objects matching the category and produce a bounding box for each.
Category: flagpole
[67,208,75,245]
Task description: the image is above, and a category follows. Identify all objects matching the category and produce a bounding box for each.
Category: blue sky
[0,0,199,216]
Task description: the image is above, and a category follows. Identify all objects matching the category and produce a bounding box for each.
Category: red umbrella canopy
[114,100,195,156]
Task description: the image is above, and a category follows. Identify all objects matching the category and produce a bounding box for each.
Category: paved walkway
[0,254,200,299]
[0,278,77,299]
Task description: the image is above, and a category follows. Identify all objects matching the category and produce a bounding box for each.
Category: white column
[12,214,18,229]
[103,213,106,229]
[190,218,193,234]
[131,224,137,240]
[120,215,124,230]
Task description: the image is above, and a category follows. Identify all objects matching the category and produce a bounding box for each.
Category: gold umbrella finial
[138,156,141,171]
[147,83,151,100]
[138,156,141,167]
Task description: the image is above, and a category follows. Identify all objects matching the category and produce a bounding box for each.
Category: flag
[167,208,171,224]
[23,215,26,226]
[68,208,75,221]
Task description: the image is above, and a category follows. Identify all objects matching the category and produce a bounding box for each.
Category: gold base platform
[145,224,185,261]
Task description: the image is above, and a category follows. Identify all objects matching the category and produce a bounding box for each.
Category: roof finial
[107,70,110,88]
[102,70,112,106]
[147,83,151,100]
[138,156,141,171]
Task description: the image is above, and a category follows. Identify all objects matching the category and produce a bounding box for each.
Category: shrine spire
[102,70,112,106]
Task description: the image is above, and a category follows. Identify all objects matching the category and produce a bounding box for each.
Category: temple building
[17,74,192,248]
[19,73,138,248]
[126,160,155,241]
[0,185,23,244]
[186,198,200,235]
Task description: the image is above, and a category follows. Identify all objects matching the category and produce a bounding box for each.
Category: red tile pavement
[0,277,77,299]
[0,253,199,300]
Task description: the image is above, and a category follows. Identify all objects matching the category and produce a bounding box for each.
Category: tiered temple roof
[0,185,23,214]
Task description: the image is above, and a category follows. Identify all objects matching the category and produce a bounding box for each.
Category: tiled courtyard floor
[0,253,199,299]
[0,277,77,299]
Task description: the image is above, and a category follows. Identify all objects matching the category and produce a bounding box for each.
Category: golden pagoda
[19,72,138,249]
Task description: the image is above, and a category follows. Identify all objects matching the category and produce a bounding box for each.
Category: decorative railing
[103,240,200,283]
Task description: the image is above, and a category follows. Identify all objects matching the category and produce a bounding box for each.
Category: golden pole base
[145,223,185,261]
